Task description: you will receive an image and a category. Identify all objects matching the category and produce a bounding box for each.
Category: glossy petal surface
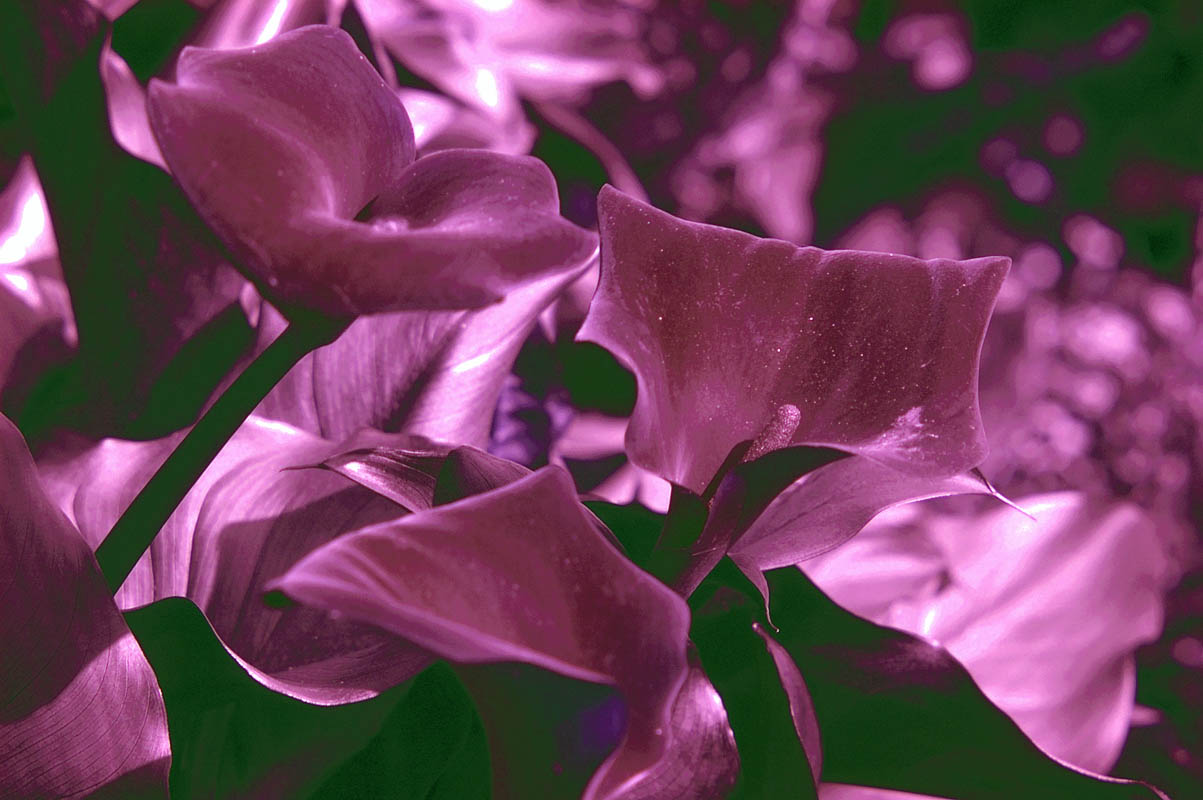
[146,26,414,316]
[149,26,596,316]
[0,415,170,798]
[38,416,431,704]
[728,458,1004,574]
[275,467,692,800]
[255,251,590,444]
[579,186,1008,494]
[765,566,1168,799]
[806,494,1169,774]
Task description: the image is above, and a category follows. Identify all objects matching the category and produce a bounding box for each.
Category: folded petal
[579,186,1008,494]
[256,242,591,444]
[38,416,433,704]
[0,414,170,798]
[148,26,596,317]
[806,494,1170,775]
[765,566,1168,799]
[612,655,740,800]
[923,495,1167,772]
[728,458,1004,574]
[274,466,692,800]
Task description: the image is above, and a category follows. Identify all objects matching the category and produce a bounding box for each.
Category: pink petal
[613,656,740,800]
[190,0,334,50]
[805,493,1169,774]
[579,186,1008,494]
[0,414,170,798]
[147,25,413,316]
[38,416,434,704]
[255,243,591,444]
[274,467,692,800]
[99,39,164,168]
[729,458,1004,573]
[148,26,596,317]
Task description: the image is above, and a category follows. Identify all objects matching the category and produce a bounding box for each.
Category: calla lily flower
[272,464,697,800]
[803,492,1170,777]
[579,186,1009,495]
[147,25,597,318]
[0,414,170,798]
[39,416,433,704]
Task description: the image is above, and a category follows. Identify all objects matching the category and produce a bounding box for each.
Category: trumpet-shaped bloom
[147,25,596,317]
[39,417,433,704]
[273,466,694,800]
[579,186,1008,494]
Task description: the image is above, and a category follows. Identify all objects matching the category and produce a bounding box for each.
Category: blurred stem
[96,313,348,594]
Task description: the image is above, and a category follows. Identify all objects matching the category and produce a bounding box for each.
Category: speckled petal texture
[579,186,1009,494]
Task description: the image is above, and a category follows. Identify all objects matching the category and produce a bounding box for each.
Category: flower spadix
[579,186,1009,494]
[147,25,596,318]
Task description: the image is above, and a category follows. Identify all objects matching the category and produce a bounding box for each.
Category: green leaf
[582,499,663,568]
[126,597,485,799]
[689,561,819,800]
[764,568,1170,800]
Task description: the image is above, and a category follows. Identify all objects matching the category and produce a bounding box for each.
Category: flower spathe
[273,466,694,800]
[148,25,597,318]
[579,185,1010,494]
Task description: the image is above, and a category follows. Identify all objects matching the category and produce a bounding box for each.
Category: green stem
[646,485,710,589]
[96,315,347,594]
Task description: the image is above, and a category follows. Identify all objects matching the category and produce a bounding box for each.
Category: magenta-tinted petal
[920,495,1168,773]
[148,27,595,317]
[356,148,598,303]
[315,444,451,512]
[579,186,1009,494]
[190,0,334,50]
[274,467,692,800]
[0,415,170,798]
[146,26,416,316]
[729,458,1005,574]
[99,39,163,168]
[805,493,1169,775]
[256,247,590,444]
[38,416,432,704]
[615,655,741,800]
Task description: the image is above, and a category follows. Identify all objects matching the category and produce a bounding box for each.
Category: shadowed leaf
[765,566,1170,799]
[126,597,482,800]
[1,0,252,439]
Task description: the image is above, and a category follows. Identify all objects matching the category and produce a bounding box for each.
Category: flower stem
[95,313,348,594]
